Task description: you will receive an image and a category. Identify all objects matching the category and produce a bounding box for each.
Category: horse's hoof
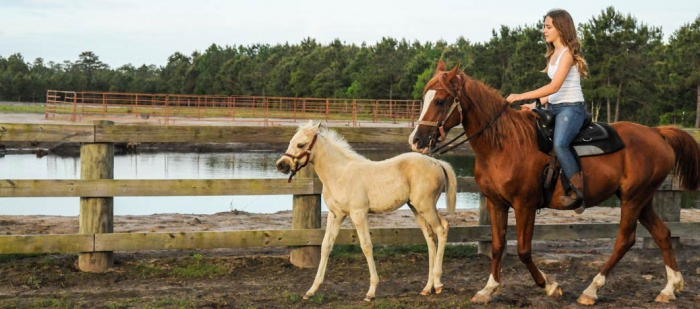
[577,293,596,306]
[435,285,443,294]
[545,282,562,300]
[655,291,676,303]
[470,293,492,304]
[548,286,563,300]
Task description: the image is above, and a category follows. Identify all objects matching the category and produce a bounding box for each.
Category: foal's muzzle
[275,157,294,174]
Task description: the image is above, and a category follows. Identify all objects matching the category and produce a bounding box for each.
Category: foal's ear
[306,119,314,128]
[315,121,323,130]
[437,59,446,72]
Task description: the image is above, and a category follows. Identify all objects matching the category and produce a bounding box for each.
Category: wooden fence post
[644,175,681,249]
[290,166,322,268]
[78,120,115,272]
[477,192,493,258]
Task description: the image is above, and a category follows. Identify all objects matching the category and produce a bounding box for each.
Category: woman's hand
[506,93,524,103]
[521,102,536,111]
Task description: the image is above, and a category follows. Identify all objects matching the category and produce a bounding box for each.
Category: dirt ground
[1,208,700,309]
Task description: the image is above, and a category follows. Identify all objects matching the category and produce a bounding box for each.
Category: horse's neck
[311,136,361,185]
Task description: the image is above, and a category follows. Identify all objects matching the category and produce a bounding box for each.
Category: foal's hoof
[577,293,596,306]
[470,292,492,304]
[435,285,443,294]
[420,289,431,296]
[363,295,374,302]
[655,291,676,303]
[303,293,313,300]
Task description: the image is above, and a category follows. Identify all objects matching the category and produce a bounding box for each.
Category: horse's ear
[447,62,461,80]
[437,59,446,72]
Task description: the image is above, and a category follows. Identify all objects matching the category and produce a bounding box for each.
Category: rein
[283,133,318,183]
[429,102,510,156]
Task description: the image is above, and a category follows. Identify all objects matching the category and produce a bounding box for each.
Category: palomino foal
[276,121,457,301]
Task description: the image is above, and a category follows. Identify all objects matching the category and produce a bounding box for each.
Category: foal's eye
[436,100,444,106]
[297,143,306,149]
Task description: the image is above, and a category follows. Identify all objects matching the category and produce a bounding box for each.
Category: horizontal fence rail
[45,90,423,127]
[2,223,699,254]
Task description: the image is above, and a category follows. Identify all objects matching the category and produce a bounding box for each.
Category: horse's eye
[436,100,444,106]
[297,143,306,149]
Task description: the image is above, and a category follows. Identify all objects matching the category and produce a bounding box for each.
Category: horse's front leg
[304,210,346,299]
[350,210,378,301]
[514,206,562,299]
[471,200,508,304]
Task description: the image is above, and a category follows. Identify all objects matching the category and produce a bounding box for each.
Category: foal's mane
[298,123,366,161]
[425,71,537,150]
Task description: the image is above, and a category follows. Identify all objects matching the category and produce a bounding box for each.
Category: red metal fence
[45,90,422,127]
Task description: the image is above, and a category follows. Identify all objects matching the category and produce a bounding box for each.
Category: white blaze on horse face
[408,90,437,149]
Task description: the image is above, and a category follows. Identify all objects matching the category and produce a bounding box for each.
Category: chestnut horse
[409,60,700,305]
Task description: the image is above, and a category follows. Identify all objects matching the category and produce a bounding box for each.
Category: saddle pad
[536,121,625,157]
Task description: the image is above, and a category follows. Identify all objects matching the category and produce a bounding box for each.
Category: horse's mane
[298,123,366,161]
[425,72,537,150]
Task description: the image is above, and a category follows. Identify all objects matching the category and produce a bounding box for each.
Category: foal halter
[283,133,318,183]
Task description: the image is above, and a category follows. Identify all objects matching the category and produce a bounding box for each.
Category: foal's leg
[349,210,378,301]
[411,203,449,295]
[304,210,346,299]
[637,202,684,302]
[577,202,643,305]
[408,205,438,295]
[513,206,563,299]
[471,200,508,304]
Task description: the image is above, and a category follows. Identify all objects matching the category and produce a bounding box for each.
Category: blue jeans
[548,102,586,179]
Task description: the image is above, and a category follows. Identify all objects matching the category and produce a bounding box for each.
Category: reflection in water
[0,150,479,216]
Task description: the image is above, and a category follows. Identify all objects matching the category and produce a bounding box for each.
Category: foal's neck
[310,135,363,185]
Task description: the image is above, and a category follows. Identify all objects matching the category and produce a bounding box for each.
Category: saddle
[532,108,625,157]
[531,104,625,209]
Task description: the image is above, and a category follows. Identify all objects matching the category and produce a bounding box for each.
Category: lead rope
[429,102,511,156]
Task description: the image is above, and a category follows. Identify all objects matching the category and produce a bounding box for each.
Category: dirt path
[1,209,700,308]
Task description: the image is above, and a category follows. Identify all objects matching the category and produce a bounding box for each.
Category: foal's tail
[657,126,700,190]
[438,160,457,214]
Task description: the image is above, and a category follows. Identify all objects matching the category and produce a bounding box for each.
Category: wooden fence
[0,122,698,272]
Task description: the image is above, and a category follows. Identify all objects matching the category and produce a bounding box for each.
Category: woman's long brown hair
[542,9,588,77]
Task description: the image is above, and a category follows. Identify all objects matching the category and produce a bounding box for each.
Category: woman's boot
[560,172,585,213]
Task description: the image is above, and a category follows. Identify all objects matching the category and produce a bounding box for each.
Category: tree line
[1,7,698,127]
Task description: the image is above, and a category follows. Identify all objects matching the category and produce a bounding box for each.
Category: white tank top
[547,48,585,104]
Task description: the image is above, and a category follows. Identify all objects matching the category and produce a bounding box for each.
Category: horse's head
[409,60,465,153]
[276,120,320,180]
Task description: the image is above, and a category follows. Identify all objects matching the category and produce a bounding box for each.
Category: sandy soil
[1,208,700,308]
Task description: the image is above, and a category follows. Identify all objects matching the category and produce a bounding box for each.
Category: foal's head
[276,120,321,175]
[409,60,464,153]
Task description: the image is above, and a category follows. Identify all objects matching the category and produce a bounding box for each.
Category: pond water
[0,151,479,216]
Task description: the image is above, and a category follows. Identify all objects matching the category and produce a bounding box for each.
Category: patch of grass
[307,293,326,304]
[0,105,45,114]
[0,253,48,263]
[23,297,78,308]
[281,290,302,303]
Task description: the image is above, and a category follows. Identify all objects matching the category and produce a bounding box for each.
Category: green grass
[0,105,45,114]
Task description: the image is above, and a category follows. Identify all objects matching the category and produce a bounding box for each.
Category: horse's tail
[657,126,700,190]
[438,160,457,214]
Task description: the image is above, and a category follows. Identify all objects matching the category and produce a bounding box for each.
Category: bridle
[417,74,464,145]
[418,73,511,156]
[283,133,318,183]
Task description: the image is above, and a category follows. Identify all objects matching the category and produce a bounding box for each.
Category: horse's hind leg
[577,199,645,305]
[349,210,379,301]
[408,205,438,295]
[304,210,346,299]
[637,202,684,302]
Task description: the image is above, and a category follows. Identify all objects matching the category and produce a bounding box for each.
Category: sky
[1,0,698,68]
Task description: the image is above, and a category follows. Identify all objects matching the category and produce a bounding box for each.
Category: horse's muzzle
[275,158,293,174]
